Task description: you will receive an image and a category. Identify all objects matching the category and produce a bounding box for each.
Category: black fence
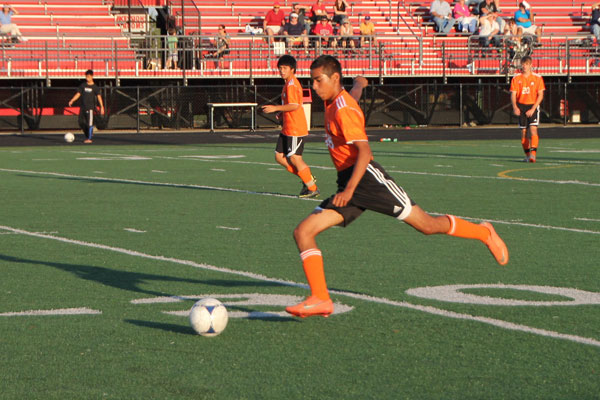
[1,80,599,132]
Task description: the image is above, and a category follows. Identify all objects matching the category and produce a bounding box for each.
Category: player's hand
[68,101,72,107]
[513,107,521,116]
[100,107,105,115]
[262,105,277,114]
[525,108,535,117]
[353,76,368,89]
[332,189,353,208]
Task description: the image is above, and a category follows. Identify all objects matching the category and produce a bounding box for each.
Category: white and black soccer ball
[64,132,75,143]
[189,298,228,337]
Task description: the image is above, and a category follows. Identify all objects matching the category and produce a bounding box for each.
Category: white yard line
[1,168,599,235]
[1,224,599,348]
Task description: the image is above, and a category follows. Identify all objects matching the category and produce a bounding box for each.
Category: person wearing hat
[283,12,309,50]
[335,17,356,51]
[312,14,334,47]
[263,2,286,39]
[359,15,375,48]
[291,3,312,33]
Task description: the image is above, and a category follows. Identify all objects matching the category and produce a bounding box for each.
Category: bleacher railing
[1,34,599,83]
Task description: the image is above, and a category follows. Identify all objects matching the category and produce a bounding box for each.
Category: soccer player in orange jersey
[262,55,319,198]
[510,56,545,163]
[285,55,509,318]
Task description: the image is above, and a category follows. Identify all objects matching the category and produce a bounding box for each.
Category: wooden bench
[207,102,258,132]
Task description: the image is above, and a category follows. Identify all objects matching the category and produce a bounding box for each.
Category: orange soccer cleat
[285,296,334,318]
[480,222,509,266]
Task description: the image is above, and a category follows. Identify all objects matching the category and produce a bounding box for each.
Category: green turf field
[1,138,599,399]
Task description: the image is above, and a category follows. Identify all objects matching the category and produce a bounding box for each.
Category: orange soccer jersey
[281,76,308,137]
[510,72,545,105]
[324,90,371,171]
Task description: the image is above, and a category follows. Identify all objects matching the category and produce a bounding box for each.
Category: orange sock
[297,167,317,191]
[521,134,530,155]
[446,215,490,242]
[530,134,539,157]
[300,249,329,300]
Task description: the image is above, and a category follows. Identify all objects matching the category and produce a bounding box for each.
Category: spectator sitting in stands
[454,0,478,33]
[0,4,27,43]
[311,0,328,24]
[479,0,504,32]
[210,24,231,69]
[430,0,456,35]
[359,14,376,48]
[335,17,357,51]
[332,0,350,25]
[478,12,502,49]
[312,15,334,47]
[263,2,286,41]
[590,2,600,44]
[291,3,312,33]
[514,2,541,43]
[283,12,309,51]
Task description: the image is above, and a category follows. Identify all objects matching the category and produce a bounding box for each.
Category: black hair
[521,55,532,65]
[310,55,342,80]
[85,69,94,76]
[277,54,297,72]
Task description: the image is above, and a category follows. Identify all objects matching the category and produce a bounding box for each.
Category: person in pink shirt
[311,0,328,23]
[453,0,478,33]
[263,2,286,39]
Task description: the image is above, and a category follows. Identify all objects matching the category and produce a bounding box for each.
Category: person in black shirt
[68,70,104,144]
[283,12,309,50]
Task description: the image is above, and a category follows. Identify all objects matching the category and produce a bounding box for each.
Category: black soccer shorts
[517,102,540,129]
[275,133,306,157]
[317,161,415,227]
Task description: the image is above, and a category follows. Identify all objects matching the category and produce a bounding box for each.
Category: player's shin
[445,215,490,242]
[300,248,330,300]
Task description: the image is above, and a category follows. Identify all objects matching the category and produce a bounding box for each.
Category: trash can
[302,88,312,130]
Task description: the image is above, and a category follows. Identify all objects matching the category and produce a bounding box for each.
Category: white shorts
[267,25,282,34]
[521,25,538,35]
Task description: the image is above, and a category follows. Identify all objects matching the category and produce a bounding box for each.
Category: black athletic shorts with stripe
[275,133,305,157]
[517,102,540,129]
[317,160,416,227]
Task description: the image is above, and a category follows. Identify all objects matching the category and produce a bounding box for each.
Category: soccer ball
[189,298,228,337]
[64,132,75,143]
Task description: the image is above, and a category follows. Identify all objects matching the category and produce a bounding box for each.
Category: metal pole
[459,83,463,127]
[136,86,140,133]
[20,86,24,135]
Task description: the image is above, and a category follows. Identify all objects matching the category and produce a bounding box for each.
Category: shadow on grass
[0,254,279,297]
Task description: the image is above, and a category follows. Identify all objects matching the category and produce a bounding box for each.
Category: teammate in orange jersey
[510,55,545,163]
[285,55,509,318]
[262,55,319,198]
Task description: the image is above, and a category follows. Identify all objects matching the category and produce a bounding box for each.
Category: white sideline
[1,224,599,348]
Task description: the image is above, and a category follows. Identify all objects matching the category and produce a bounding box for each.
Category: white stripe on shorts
[366,163,412,220]
[286,136,302,157]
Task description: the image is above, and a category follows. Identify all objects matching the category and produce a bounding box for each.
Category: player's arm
[68,92,81,107]
[262,103,300,113]
[332,140,372,207]
[526,89,544,117]
[510,90,520,115]
[349,76,368,103]
[97,94,105,114]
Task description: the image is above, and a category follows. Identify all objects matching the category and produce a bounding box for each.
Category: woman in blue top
[0,4,26,43]
[514,2,541,42]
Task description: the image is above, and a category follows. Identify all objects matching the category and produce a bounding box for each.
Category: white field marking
[217,226,241,231]
[1,224,599,348]
[550,149,600,153]
[181,155,246,159]
[32,159,61,161]
[211,168,226,172]
[1,168,599,235]
[575,217,600,222]
[124,228,146,233]
[77,156,152,161]
[434,165,453,168]
[406,284,600,306]
[0,307,102,317]
[489,164,505,167]
[151,170,167,173]
[0,168,306,201]
[93,171,105,174]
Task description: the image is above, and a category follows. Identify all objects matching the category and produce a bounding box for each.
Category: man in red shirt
[285,55,509,318]
[312,15,334,47]
[310,0,328,23]
[263,2,286,39]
